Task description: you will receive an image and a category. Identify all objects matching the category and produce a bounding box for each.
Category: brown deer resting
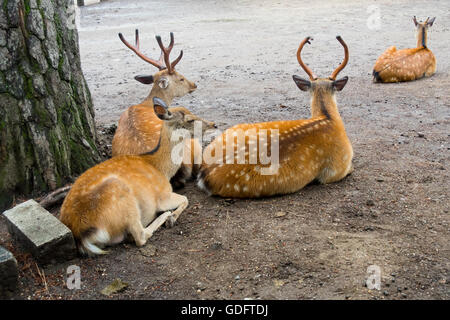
[112,31,211,186]
[60,98,198,256]
[198,36,353,198]
[373,16,436,83]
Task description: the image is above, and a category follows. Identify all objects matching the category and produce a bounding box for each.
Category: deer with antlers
[60,98,201,256]
[373,16,436,83]
[198,36,353,198]
[112,30,215,186]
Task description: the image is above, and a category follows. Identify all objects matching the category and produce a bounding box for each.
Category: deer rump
[373,46,435,83]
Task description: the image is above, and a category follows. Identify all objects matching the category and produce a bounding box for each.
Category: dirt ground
[1,0,449,300]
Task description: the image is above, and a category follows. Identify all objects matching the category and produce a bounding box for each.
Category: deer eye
[180,78,185,81]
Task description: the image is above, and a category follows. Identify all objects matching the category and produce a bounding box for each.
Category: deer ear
[333,76,348,91]
[134,75,154,84]
[153,97,172,120]
[292,75,311,91]
[158,77,169,89]
[427,17,436,26]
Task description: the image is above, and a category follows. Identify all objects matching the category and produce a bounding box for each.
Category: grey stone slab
[2,200,76,264]
[0,246,18,298]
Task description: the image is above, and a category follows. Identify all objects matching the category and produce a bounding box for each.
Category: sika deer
[198,36,353,198]
[112,30,215,187]
[60,98,197,256]
[112,30,197,157]
[373,16,436,83]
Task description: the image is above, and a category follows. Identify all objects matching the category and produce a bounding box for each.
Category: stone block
[2,200,76,264]
[0,246,18,298]
[78,0,101,6]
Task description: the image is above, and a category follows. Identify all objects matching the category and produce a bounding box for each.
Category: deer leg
[142,211,173,240]
[157,193,189,228]
[127,219,148,247]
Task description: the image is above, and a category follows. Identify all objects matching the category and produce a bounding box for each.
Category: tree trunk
[0,0,100,211]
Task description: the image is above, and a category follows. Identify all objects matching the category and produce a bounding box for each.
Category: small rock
[210,242,223,250]
[383,291,390,296]
[417,133,425,138]
[196,281,206,291]
[100,278,129,296]
[275,211,287,217]
[273,279,285,288]
[235,275,240,281]
[366,200,375,207]
[139,244,157,257]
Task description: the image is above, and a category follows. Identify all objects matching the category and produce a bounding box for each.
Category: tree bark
[0,0,100,211]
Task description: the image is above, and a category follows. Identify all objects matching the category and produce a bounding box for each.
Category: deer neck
[417,27,428,48]
[144,87,174,107]
[310,89,342,122]
[140,124,182,180]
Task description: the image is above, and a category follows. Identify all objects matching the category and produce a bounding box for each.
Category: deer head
[292,36,349,118]
[413,16,436,48]
[119,30,197,103]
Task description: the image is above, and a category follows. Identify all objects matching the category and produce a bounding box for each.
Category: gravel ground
[1,0,449,300]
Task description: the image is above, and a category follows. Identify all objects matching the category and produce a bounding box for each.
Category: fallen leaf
[273,279,285,288]
[101,278,129,296]
[275,211,287,217]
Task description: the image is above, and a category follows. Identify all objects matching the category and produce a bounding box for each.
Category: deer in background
[198,36,353,198]
[60,98,198,256]
[373,16,436,83]
[112,30,215,187]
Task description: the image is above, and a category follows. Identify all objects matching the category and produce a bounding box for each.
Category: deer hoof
[165,215,176,228]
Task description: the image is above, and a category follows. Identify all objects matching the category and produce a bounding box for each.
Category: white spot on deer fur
[243,186,249,192]
[234,184,240,192]
[245,174,250,181]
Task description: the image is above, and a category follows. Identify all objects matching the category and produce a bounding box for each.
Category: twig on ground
[38,185,72,209]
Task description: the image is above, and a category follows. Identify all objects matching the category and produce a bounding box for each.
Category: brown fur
[60,105,196,255]
[198,79,353,198]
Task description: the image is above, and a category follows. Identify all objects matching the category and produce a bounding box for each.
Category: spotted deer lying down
[198,36,353,198]
[112,30,214,187]
[60,98,198,256]
[373,16,436,83]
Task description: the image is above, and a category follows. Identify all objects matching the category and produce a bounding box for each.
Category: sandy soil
[1,0,449,300]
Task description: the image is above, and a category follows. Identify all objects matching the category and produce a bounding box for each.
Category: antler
[156,32,183,74]
[118,29,166,70]
[413,16,418,26]
[330,36,349,80]
[297,37,317,80]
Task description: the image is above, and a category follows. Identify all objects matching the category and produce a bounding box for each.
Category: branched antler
[119,30,183,73]
[156,32,183,74]
[119,29,166,70]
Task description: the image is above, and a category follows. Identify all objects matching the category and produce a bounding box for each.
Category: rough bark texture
[0,0,100,211]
